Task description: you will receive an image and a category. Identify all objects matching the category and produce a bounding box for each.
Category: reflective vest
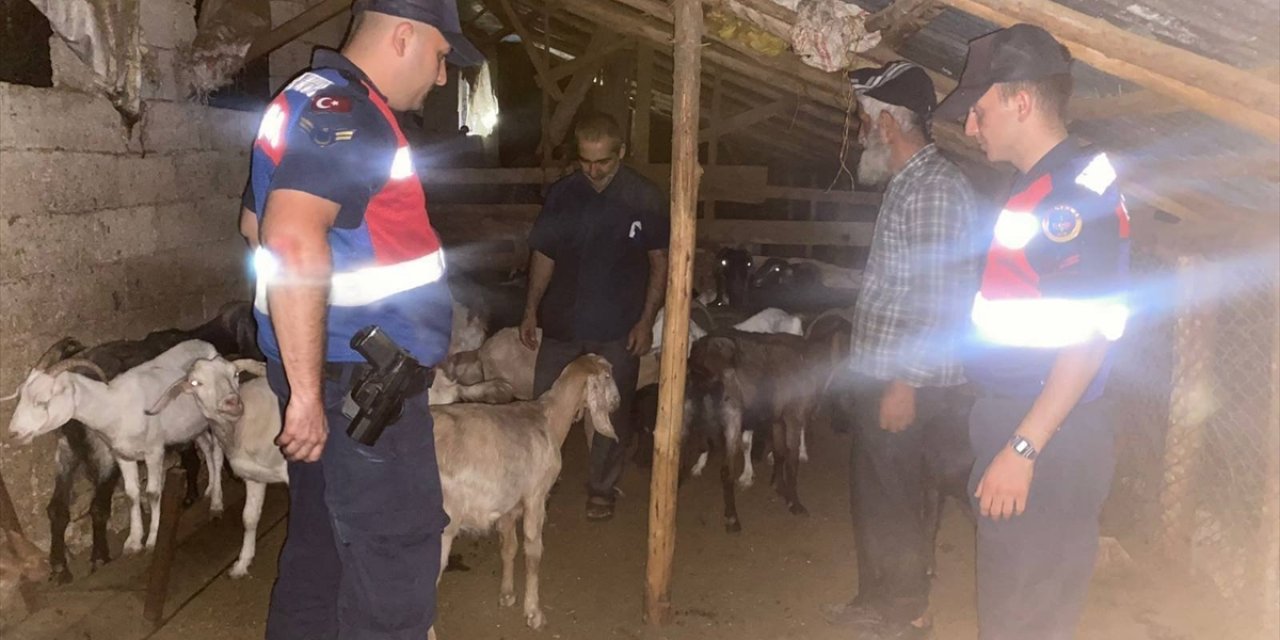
[966,146,1131,401]
[248,68,453,365]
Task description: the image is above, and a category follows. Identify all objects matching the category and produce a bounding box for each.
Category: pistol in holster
[343,325,434,446]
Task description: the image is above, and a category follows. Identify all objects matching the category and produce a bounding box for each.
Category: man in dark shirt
[520,112,670,521]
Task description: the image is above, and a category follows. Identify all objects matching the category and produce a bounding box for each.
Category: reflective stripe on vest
[971,292,1128,349]
[252,247,446,315]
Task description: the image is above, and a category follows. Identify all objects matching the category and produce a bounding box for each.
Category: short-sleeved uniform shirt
[965,139,1131,402]
[244,50,453,365]
[528,166,670,342]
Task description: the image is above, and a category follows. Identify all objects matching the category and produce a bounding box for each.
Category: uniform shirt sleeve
[640,182,671,251]
[1030,184,1127,301]
[240,179,256,214]
[528,181,568,260]
[268,92,392,229]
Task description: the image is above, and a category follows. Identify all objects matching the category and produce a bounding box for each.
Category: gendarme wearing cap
[354,0,485,66]
[934,23,1071,120]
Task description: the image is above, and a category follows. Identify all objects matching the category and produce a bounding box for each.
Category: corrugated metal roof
[842,0,1278,222]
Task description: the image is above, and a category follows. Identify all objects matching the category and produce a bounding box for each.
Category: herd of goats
[0,247,973,632]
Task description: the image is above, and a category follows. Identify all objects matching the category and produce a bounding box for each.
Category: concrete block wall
[0,0,260,555]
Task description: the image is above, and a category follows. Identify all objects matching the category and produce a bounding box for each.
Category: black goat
[38,301,261,583]
[712,249,857,316]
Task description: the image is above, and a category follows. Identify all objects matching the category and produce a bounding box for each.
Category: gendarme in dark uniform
[937,24,1131,640]
[527,151,669,518]
[240,1,482,637]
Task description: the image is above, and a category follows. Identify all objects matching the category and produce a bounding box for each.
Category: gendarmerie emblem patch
[1042,205,1082,243]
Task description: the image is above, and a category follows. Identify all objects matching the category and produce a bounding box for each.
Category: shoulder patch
[299,116,356,147]
[1041,204,1082,243]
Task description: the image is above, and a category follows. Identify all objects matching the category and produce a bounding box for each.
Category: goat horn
[0,387,22,403]
[44,359,108,381]
[33,337,84,371]
[232,358,267,377]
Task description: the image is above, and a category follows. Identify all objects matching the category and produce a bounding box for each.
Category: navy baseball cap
[353,0,485,67]
[935,24,1072,120]
[849,61,937,120]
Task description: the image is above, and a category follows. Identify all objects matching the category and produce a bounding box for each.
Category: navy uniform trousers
[533,336,640,502]
[969,396,1114,640]
[264,359,447,640]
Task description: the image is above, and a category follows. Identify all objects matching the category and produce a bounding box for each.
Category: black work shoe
[819,599,885,627]
[585,497,614,522]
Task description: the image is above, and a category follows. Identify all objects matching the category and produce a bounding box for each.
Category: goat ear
[585,372,619,441]
[232,359,267,378]
[146,378,191,416]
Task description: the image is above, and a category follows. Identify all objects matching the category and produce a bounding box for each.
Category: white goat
[430,354,619,634]
[6,340,222,554]
[154,357,516,578]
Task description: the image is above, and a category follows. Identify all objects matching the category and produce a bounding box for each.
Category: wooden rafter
[541,30,618,151]
[699,96,797,142]
[245,0,351,63]
[865,0,944,49]
[492,0,566,100]
[938,0,1280,141]
[547,37,635,81]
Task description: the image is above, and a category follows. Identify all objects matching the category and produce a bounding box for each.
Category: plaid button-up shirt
[849,144,979,387]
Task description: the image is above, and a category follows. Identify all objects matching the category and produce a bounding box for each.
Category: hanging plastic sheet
[182,0,269,98]
[789,0,881,72]
[32,0,143,124]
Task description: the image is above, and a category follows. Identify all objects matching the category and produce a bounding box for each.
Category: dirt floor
[4,423,1261,640]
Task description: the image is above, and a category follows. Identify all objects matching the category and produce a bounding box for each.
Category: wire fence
[1106,240,1280,636]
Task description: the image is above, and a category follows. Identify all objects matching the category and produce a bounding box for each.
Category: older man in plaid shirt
[821,61,979,639]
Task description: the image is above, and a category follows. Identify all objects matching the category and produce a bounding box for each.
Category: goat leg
[721,400,745,533]
[143,451,165,550]
[497,511,519,607]
[783,412,807,516]
[230,480,267,578]
[737,431,755,487]
[118,460,145,555]
[521,496,547,629]
[46,438,79,584]
[179,443,201,508]
[88,467,120,572]
[195,433,224,517]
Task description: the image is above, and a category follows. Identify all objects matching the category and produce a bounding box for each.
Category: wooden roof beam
[865,0,944,50]
[937,0,1280,141]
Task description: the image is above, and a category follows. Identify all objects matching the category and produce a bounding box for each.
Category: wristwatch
[1008,435,1038,460]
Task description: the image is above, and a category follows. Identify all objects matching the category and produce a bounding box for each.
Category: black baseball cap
[353,0,485,67]
[849,61,937,119]
[935,23,1072,120]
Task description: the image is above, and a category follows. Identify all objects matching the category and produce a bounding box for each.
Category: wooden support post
[144,467,188,626]
[0,469,42,612]
[633,43,654,164]
[1159,255,1217,563]
[645,0,702,626]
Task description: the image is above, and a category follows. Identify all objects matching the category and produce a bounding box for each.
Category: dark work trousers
[848,374,950,624]
[533,336,639,502]
[264,359,448,640]
[968,396,1114,640]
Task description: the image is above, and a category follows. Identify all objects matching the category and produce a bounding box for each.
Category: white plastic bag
[789,0,882,72]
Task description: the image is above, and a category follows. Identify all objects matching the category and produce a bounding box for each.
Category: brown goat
[685,330,818,532]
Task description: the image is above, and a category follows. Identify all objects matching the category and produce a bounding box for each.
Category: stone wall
[0,0,345,555]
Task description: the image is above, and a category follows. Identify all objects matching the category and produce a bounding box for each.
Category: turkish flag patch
[310,94,352,113]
